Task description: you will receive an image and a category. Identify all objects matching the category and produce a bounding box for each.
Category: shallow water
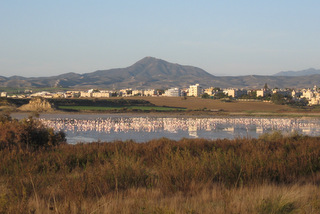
[12,113,320,144]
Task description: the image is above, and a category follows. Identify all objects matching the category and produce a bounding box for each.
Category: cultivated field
[58,105,185,112]
[110,96,294,113]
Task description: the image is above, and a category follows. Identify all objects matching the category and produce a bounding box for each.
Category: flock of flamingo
[39,116,320,138]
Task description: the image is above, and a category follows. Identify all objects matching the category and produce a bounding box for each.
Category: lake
[12,113,320,144]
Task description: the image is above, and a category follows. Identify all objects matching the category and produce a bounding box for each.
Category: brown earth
[110,97,294,112]
[18,97,53,112]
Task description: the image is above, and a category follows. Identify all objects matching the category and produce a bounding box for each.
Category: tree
[157,89,165,95]
[201,93,210,99]
[271,93,285,105]
[239,91,257,99]
[214,92,230,99]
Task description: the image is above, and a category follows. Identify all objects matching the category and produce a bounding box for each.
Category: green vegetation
[213,92,231,99]
[1,115,320,213]
[51,98,186,112]
[239,90,257,99]
[58,105,185,112]
[51,98,153,107]
[270,93,289,105]
[201,93,211,99]
[253,92,309,108]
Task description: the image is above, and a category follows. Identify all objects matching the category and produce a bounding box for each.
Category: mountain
[212,75,320,89]
[273,68,320,76]
[0,57,216,89]
[80,57,216,89]
[1,57,320,89]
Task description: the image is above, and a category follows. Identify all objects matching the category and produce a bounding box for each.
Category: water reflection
[36,116,320,144]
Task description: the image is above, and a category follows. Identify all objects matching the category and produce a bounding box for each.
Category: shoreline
[3,96,320,118]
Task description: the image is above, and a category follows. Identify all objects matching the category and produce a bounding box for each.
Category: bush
[0,114,66,150]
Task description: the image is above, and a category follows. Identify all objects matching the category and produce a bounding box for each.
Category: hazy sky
[1,1,320,77]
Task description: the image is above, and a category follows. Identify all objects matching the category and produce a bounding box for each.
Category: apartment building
[226,88,247,98]
[144,89,156,96]
[164,88,181,97]
[189,84,201,97]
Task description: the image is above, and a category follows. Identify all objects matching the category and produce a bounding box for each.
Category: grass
[1,128,320,213]
[58,105,186,111]
[2,184,318,213]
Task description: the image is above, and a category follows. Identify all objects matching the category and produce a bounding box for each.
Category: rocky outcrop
[19,97,53,112]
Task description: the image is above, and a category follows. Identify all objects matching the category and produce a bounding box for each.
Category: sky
[1,0,320,77]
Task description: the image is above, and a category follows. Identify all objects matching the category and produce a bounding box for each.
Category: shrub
[0,114,65,150]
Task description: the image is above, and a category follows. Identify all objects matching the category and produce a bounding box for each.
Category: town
[1,83,320,106]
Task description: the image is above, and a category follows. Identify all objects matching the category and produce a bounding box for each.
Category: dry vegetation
[111,96,294,113]
[1,113,320,213]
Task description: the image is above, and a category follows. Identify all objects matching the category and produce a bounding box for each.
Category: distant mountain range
[273,68,320,76]
[1,57,320,89]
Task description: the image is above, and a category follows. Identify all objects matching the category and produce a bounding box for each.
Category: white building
[144,89,156,96]
[164,88,181,97]
[204,87,214,96]
[189,84,201,97]
[30,91,52,98]
[291,90,302,99]
[0,92,7,97]
[132,90,144,96]
[80,91,93,98]
[256,89,271,98]
[119,89,132,97]
[309,97,320,105]
[64,91,81,98]
[272,89,291,97]
[92,91,112,98]
[301,89,314,100]
[226,88,247,98]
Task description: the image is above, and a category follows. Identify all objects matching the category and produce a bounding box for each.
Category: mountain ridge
[273,68,320,76]
[1,57,320,89]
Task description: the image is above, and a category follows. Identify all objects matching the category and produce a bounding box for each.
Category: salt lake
[12,113,320,144]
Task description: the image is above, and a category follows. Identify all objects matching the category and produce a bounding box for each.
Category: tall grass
[1,136,320,213]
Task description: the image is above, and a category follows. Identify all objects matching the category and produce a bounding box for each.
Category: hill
[80,57,215,89]
[1,57,320,89]
[273,68,320,76]
[0,57,216,89]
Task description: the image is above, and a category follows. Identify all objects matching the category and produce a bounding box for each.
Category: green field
[58,105,186,111]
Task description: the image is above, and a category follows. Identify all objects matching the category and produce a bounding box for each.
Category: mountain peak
[135,56,163,64]
[144,56,157,60]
